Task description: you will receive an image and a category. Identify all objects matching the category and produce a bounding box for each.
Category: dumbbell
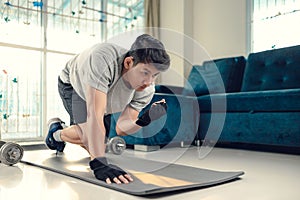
[0,141,24,166]
[106,136,126,155]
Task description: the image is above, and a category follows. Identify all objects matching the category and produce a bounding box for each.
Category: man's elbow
[115,126,128,136]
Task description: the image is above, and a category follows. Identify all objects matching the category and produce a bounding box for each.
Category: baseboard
[214,142,300,155]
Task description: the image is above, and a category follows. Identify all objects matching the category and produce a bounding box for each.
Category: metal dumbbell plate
[108,137,126,155]
[0,142,24,166]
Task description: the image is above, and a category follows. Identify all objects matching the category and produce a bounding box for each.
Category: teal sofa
[110,45,300,153]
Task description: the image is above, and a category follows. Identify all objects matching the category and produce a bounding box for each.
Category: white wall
[193,0,247,59]
[159,0,185,86]
[159,0,248,86]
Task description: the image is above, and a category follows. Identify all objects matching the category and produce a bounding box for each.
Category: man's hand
[136,99,167,127]
[89,157,133,184]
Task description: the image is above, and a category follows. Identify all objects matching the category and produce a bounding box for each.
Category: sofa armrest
[109,93,200,146]
[140,93,200,145]
[155,84,184,95]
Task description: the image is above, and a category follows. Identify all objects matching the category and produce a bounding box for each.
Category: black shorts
[57,77,111,135]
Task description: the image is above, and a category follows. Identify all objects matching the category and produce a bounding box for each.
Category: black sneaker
[45,118,66,153]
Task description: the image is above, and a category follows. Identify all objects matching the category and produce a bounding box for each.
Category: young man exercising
[45,34,170,185]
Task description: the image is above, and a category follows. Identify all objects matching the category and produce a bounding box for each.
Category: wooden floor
[1,144,299,200]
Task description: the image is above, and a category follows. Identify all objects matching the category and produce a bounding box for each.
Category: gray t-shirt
[59,43,155,114]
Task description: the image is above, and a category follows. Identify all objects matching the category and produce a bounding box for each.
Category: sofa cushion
[241,45,300,92]
[182,56,246,96]
[198,88,300,112]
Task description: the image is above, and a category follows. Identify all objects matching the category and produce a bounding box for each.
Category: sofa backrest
[241,45,300,92]
[182,56,246,96]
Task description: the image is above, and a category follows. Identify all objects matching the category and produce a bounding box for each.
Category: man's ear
[124,56,134,69]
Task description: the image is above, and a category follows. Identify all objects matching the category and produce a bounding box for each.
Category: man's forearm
[85,116,107,159]
[115,105,141,136]
[84,86,108,159]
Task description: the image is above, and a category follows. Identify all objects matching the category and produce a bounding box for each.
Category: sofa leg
[194,140,201,147]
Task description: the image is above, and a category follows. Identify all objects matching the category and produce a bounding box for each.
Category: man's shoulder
[93,43,127,55]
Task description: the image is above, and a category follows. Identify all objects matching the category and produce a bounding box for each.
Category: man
[45,34,170,185]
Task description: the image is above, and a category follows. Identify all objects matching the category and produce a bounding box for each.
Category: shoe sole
[47,117,63,128]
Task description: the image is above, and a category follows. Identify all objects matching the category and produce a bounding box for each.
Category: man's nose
[143,76,154,85]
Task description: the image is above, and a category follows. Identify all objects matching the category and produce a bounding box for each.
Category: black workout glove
[89,157,130,184]
[136,100,167,127]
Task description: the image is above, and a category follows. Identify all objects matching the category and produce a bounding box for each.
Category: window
[0,47,41,140]
[251,0,300,52]
[0,0,144,141]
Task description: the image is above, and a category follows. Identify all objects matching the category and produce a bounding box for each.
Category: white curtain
[144,0,160,38]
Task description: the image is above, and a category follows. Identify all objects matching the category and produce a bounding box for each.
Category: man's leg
[61,115,111,140]
[57,77,90,151]
[45,77,85,152]
[60,123,92,154]
[60,125,83,145]
[58,77,75,125]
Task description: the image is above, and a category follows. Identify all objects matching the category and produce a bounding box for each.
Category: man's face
[122,57,160,91]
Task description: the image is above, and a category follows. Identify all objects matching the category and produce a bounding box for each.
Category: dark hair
[126,34,170,72]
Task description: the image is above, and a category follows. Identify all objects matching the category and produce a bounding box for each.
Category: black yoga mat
[21,149,244,196]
